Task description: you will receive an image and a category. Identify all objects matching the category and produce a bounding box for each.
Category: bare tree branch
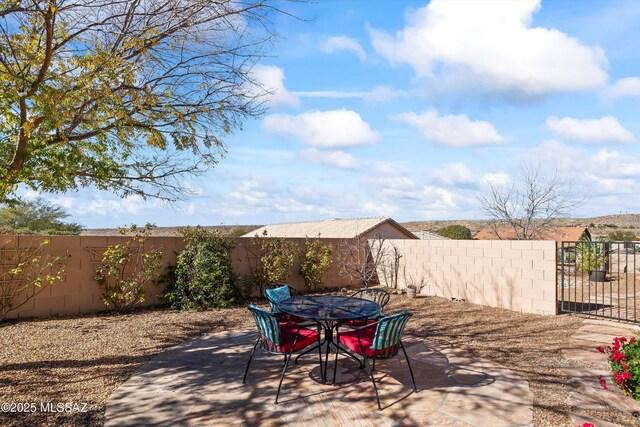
[476,162,583,240]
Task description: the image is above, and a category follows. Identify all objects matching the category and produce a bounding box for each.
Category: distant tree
[476,163,582,240]
[607,230,637,241]
[0,198,82,234]
[0,1,290,202]
[227,228,251,237]
[437,225,472,240]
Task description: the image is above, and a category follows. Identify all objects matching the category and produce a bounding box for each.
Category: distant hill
[81,214,640,239]
[81,225,261,237]
[401,214,640,238]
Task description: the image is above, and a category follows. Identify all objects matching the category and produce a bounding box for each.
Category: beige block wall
[383,239,558,315]
[5,236,358,319]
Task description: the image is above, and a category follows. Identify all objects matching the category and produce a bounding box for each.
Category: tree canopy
[0,198,82,234]
[436,225,472,240]
[0,0,283,202]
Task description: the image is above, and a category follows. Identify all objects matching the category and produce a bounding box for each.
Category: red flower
[631,337,637,344]
[598,375,609,390]
[596,346,605,354]
[581,423,595,427]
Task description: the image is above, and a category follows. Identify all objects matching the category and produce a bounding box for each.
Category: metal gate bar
[558,240,638,323]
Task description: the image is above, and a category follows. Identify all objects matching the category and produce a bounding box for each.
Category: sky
[28,0,640,228]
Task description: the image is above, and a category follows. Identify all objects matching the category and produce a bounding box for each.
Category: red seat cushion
[277,324,319,353]
[338,326,399,358]
[274,313,307,324]
[343,318,377,327]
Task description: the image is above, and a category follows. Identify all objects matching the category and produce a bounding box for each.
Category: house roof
[474,226,590,242]
[242,217,417,239]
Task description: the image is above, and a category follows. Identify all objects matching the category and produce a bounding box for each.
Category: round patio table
[278,295,381,383]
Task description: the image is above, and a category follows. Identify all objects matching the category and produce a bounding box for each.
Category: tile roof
[242,217,415,239]
[474,226,590,242]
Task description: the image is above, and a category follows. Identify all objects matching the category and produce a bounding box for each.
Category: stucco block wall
[4,236,358,319]
[383,239,558,315]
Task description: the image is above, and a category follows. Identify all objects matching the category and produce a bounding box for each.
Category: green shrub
[0,239,68,321]
[299,237,332,290]
[166,227,241,309]
[242,232,297,295]
[436,225,472,240]
[597,336,640,400]
[94,224,164,312]
[576,239,608,274]
[607,230,637,241]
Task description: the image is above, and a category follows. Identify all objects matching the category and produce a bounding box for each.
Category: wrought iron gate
[558,240,639,323]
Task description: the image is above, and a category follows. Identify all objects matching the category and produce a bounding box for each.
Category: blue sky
[32,0,640,228]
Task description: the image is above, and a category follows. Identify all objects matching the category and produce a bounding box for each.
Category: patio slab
[104,329,533,426]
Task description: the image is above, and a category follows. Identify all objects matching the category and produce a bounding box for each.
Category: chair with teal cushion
[334,310,417,410]
[264,284,297,314]
[243,304,323,403]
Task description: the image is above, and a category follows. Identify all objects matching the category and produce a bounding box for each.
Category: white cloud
[369,0,608,97]
[426,163,476,188]
[321,36,367,61]
[262,109,380,148]
[361,175,416,190]
[292,86,417,103]
[604,77,640,99]
[291,90,369,99]
[481,172,510,187]
[546,116,635,144]
[299,148,359,170]
[251,64,299,108]
[395,109,504,147]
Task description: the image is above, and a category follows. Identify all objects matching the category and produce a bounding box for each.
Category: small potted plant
[405,284,417,298]
[576,240,608,282]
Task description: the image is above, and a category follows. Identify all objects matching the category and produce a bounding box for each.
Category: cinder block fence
[3,236,558,319]
[383,239,558,315]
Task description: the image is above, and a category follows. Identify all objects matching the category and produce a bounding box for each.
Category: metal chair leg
[317,335,325,382]
[372,358,376,372]
[400,341,417,393]
[363,354,381,410]
[242,339,260,384]
[332,330,340,385]
[275,352,293,404]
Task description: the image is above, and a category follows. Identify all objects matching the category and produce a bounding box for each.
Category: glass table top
[277,295,381,322]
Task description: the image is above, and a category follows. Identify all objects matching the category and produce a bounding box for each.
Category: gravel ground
[0,294,633,426]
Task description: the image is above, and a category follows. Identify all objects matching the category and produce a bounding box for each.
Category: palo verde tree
[476,162,582,240]
[0,198,82,234]
[0,0,286,201]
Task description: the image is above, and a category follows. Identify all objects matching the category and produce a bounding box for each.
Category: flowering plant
[597,336,640,399]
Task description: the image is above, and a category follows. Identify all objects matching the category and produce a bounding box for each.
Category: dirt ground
[0,294,636,426]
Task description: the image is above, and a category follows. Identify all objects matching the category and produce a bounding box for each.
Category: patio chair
[264,284,301,316]
[343,288,390,327]
[350,288,391,310]
[264,284,321,364]
[243,304,323,404]
[334,310,417,410]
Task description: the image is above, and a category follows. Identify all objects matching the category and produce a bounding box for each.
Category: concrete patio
[104,329,534,426]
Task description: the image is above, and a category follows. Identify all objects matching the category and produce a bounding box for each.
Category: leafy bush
[597,336,640,400]
[607,230,637,241]
[436,225,472,240]
[94,224,164,312]
[299,237,332,290]
[0,198,82,235]
[576,240,608,274]
[0,240,68,321]
[242,232,297,295]
[165,227,241,309]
